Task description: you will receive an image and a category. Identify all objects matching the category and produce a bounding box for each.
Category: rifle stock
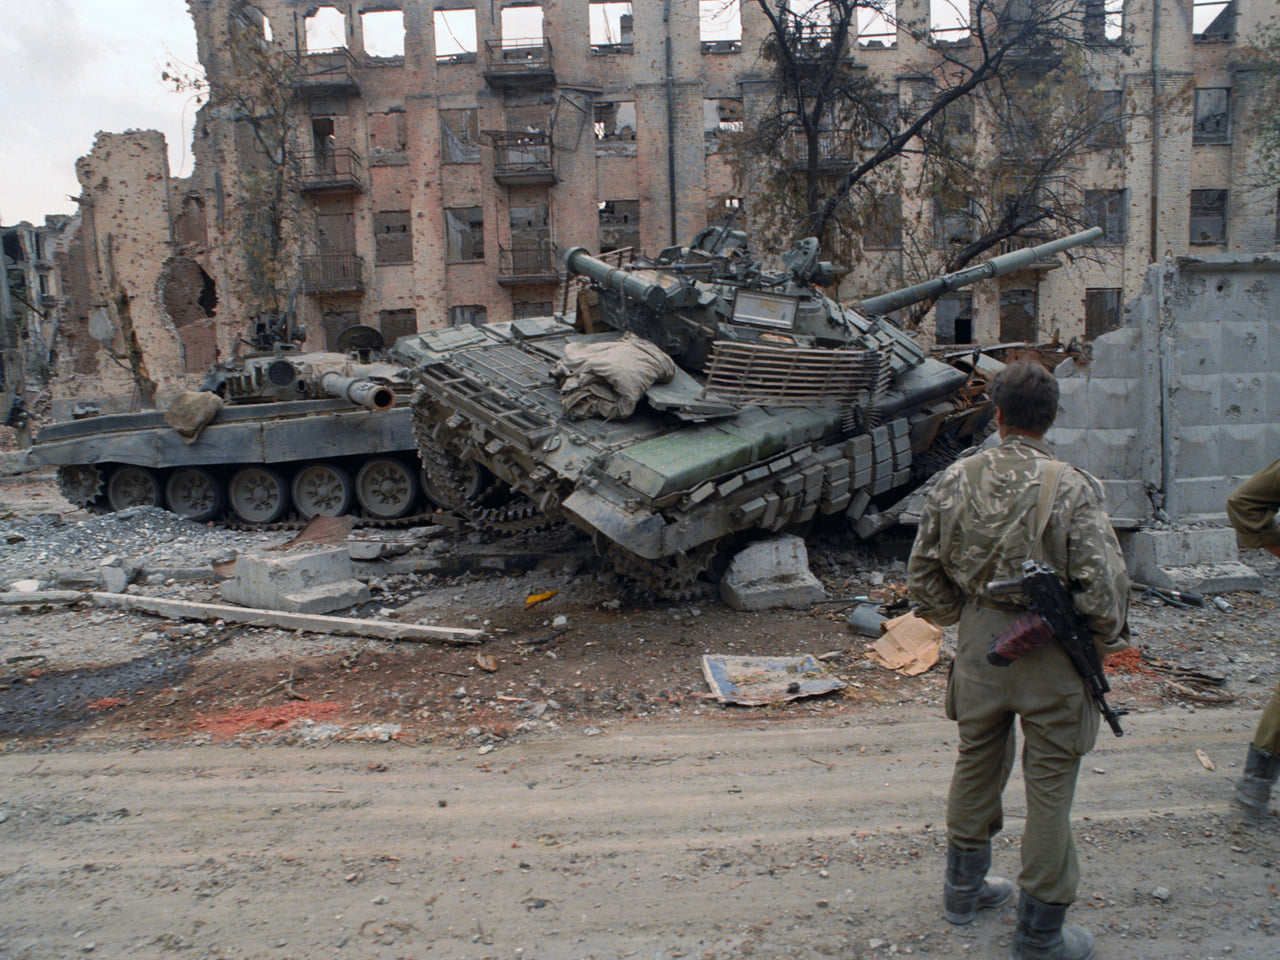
[987,560,1127,737]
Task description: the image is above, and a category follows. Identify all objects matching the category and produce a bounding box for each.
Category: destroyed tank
[31,323,427,525]
[398,226,1102,593]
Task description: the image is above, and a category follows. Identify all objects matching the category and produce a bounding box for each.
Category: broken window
[934,292,973,345]
[513,301,554,319]
[316,206,355,255]
[440,108,481,163]
[930,0,969,43]
[362,10,405,58]
[378,308,418,342]
[858,0,896,48]
[1083,0,1123,43]
[1084,288,1122,340]
[502,4,545,43]
[374,210,412,265]
[1089,89,1123,149]
[700,0,742,53]
[232,4,273,43]
[599,200,640,253]
[305,6,347,52]
[862,194,902,250]
[450,304,488,327]
[311,117,338,173]
[591,2,634,54]
[445,206,485,262]
[175,196,208,247]
[1084,189,1126,245]
[1193,1,1233,42]
[369,108,408,165]
[323,311,362,351]
[934,195,976,246]
[434,8,478,62]
[703,99,743,154]
[595,101,638,157]
[1190,189,1228,244]
[1193,88,1230,144]
[999,288,1037,343]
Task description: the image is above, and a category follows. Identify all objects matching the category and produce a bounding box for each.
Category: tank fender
[561,488,666,560]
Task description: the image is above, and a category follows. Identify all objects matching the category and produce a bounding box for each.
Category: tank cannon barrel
[318,372,396,412]
[855,227,1103,317]
[564,246,690,310]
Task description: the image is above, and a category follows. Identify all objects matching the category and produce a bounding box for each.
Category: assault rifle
[987,559,1128,737]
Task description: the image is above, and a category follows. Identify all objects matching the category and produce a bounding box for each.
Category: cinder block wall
[1052,253,1280,524]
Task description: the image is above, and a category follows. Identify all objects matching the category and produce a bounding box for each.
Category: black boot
[943,844,1014,924]
[1236,745,1280,812]
[1010,890,1094,960]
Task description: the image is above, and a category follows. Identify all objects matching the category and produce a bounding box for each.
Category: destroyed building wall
[1052,252,1280,524]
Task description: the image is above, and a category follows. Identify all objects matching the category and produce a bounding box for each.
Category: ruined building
[40,0,1280,417]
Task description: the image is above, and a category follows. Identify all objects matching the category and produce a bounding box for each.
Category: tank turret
[402,227,1102,594]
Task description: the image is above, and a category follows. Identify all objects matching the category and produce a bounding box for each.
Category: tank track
[603,541,719,600]
[221,509,438,534]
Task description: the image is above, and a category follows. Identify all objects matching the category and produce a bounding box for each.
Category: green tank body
[400,228,1101,593]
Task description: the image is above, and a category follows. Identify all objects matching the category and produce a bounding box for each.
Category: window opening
[1084,289,1122,340]
[369,109,408,165]
[590,2,634,54]
[1189,189,1227,244]
[446,207,485,262]
[374,210,412,265]
[1193,88,1229,144]
[379,308,418,342]
[1000,289,1037,343]
[599,200,640,253]
[934,292,972,345]
[305,6,347,52]
[513,301,554,319]
[595,101,638,156]
[450,304,489,327]
[930,0,969,43]
[863,194,902,250]
[435,9,478,62]
[440,108,481,163]
[502,4,545,43]
[858,0,896,48]
[1083,0,1123,43]
[703,99,743,153]
[1084,189,1126,245]
[700,0,742,53]
[362,10,405,58]
[1193,1,1233,42]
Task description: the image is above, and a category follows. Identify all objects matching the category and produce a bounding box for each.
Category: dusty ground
[2,467,1280,959]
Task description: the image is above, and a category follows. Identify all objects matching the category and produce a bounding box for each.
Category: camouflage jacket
[1226,457,1280,550]
[907,435,1129,648]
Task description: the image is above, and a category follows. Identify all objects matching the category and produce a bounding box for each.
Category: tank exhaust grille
[700,341,883,408]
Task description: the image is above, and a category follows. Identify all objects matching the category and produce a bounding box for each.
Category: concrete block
[1160,562,1264,595]
[719,534,826,612]
[220,546,371,614]
[1120,527,1263,593]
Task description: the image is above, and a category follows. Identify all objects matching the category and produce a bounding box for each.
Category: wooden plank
[85,593,485,645]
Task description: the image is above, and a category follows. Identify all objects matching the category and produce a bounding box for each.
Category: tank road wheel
[106,465,163,511]
[57,464,106,511]
[227,466,291,525]
[355,457,418,520]
[291,462,355,519]
[603,540,719,600]
[165,467,225,523]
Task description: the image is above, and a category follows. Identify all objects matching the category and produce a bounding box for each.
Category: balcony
[488,132,557,186]
[294,148,364,196]
[483,38,555,89]
[300,254,365,296]
[782,129,856,170]
[288,48,361,98]
[39,293,58,308]
[497,242,561,286]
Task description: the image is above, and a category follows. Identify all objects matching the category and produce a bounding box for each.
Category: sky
[0,0,200,226]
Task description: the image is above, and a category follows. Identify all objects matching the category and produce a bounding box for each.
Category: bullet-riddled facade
[44,0,1280,414]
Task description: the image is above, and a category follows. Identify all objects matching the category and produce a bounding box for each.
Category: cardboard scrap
[701,654,845,706]
[866,612,943,676]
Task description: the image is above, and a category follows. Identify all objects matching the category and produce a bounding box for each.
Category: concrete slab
[719,534,826,612]
[1121,528,1264,593]
[219,546,371,614]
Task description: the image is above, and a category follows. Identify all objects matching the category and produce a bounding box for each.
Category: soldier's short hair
[992,361,1058,435]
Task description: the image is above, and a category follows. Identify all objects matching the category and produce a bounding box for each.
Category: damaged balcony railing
[287,48,361,97]
[300,254,365,295]
[497,242,562,285]
[782,129,856,169]
[490,131,556,185]
[483,38,555,88]
[294,148,365,195]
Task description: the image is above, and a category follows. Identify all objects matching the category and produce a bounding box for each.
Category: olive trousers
[945,604,1100,906]
[1252,681,1280,754]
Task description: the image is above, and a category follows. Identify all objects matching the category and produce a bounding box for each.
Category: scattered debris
[525,589,558,607]
[1195,749,1215,771]
[701,654,845,706]
[865,613,942,676]
[270,515,354,551]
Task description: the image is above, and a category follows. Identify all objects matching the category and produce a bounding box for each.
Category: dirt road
[2,705,1277,960]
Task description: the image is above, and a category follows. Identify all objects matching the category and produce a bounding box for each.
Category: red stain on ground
[189,701,347,740]
[87,697,128,711]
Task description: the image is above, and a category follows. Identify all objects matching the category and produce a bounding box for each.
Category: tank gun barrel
[318,372,396,412]
[855,227,1103,317]
[564,246,690,310]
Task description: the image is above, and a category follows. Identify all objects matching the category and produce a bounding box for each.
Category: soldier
[1225,459,1280,811]
[907,361,1129,960]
